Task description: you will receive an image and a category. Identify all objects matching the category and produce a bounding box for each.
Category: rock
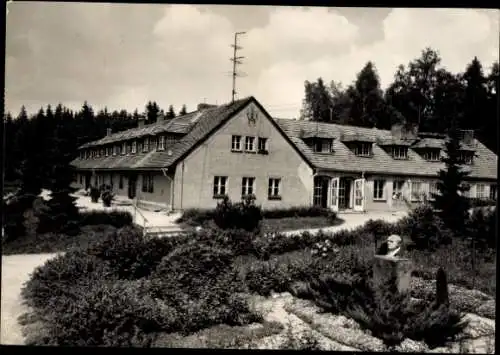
[458,313,495,339]
[476,300,495,319]
[394,338,429,353]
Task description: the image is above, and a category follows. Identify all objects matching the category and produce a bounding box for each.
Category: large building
[71,96,498,212]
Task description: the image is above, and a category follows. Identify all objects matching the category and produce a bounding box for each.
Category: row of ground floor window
[73,171,497,212]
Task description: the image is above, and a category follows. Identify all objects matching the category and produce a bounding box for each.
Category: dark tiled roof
[377,138,415,147]
[276,119,497,180]
[72,97,254,170]
[79,115,195,148]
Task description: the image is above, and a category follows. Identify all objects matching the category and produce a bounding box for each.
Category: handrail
[132,198,149,237]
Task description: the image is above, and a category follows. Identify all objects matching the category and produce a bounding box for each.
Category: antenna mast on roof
[230,31,246,103]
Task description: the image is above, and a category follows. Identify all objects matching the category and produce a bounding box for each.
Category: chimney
[197,103,217,111]
[106,128,112,136]
[459,129,475,146]
[137,115,146,128]
[391,122,418,140]
[391,123,404,140]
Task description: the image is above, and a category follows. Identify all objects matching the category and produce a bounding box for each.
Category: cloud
[4,4,499,120]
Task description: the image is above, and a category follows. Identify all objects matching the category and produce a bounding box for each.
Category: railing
[132,198,149,237]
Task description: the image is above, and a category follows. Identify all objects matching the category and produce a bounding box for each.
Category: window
[231,135,242,151]
[428,182,439,200]
[410,181,424,201]
[143,137,149,152]
[476,184,486,199]
[354,143,372,157]
[131,141,137,154]
[313,139,333,153]
[245,136,255,152]
[96,149,100,158]
[105,147,109,157]
[166,136,176,146]
[158,136,165,151]
[373,180,386,200]
[268,178,281,200]
[150,137,157,151]
[79,175,83,184]
[391,146,408,160]
[113,145,118,156]
[100,148,105,157]
[490,184,497,201]
[122,142,127,155]
[119,175,124,189]
[392,180,404,199]
[258,137,268,153]
[141,174,154,193]
[138,142,143,153]
[423,149,440,161]
[213,176,227,198]
[241,177,255,197]
[459,151,474,165]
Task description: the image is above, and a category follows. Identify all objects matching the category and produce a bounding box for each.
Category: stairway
[143,225,187,238]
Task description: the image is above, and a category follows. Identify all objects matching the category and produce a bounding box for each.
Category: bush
[435,268,450,308]
[404,204,453,250]
[89,186,100,203]
[26,279,175,346]
[79,210,133,228]
[467,198,496,208]
[213,195,262,232]
[263,205,332,219]
[175,208,215,226]
[101,189,114,207]
[2,193,39,241]
[466,207,496,249]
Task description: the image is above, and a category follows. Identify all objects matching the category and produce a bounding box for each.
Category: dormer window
[354,143,372,157]
[143,137,150,152]
[100,148,105,157]
[113,145,118,156]
[391,146,408,160]
[422,149,441,162]
[459,151,474,165]
[122,142,127,155]
[158,136,165,151]
[131,141,137,154]
[138,141,143,153]
[312,139,333,153]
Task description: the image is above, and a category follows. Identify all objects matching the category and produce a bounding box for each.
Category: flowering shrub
[310,239,339,258]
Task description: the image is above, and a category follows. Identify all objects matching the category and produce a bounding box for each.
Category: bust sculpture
[376,234,404,258]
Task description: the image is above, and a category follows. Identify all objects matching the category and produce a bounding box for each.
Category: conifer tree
[179,104,187,116]
[166,104,176,119]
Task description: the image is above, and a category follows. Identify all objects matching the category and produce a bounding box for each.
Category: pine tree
[431,120,471,234]
[179,104,187,116]
[46,107,80,234]
[166,104,176,119]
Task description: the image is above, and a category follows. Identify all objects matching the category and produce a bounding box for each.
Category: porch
[313,174,366,213]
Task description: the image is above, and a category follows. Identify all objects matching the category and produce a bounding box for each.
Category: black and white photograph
[2,2,498,352]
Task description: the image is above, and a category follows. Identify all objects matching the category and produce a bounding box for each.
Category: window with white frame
[258,137,268,152]
[113,145,118,156]
[391,146,408,159]
[150,137,157,151]
[268,178,281,199]
[410,181,424,201]
[354,143,372,157]
[213,176,227,198]
[245,136,255,152]
[476,184,487,199]
[131,141,137,154]
[158,136,165,151]
[143,137,149,152]
[313,139,333,153]
[428,182,439,200]
[100,148,105,157]
[490,184,497,201]
[373,179,386,200]
[122,142,127,155]
[241,177,255,197]
[105,147,109,157]
[231,135,242,151]
[392,180,405,200]
[423,149,441,162]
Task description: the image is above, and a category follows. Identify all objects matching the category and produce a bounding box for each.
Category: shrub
[2,193,38,241]
[79,210,133,228]
[466,207,496,249]
[468,198,496,208]
[263,205,331,219]
[193,228,259,257]
[213,195,262,232]
[175,208,215,226]
[405,204,452,250]
[435,268,449,308]
[27,279,175,346]
[89,186,100,203]
[21,250,117,310]
[101,189,114,207]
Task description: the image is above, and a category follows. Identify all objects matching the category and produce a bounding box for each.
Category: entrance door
[353,178,365,212]
[128,173,138,199]
[331,177,339,212]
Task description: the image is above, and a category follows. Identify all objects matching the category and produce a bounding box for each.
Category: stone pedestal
[373,255,413,294]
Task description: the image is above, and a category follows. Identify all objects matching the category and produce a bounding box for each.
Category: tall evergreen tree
[303,78,333,122]
[46,107,79,233]
[145,101,160,124]
[179,104,187,116]
[431,120,471,234]
[166,104,176,119]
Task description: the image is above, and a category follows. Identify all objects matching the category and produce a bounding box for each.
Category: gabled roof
[275,119,497,180]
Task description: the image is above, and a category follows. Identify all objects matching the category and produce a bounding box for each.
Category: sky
[5,3,499,118]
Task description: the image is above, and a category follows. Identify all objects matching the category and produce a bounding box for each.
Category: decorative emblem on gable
[246,106,259,125]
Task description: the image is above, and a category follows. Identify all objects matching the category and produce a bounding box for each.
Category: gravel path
[1,253,60,345]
